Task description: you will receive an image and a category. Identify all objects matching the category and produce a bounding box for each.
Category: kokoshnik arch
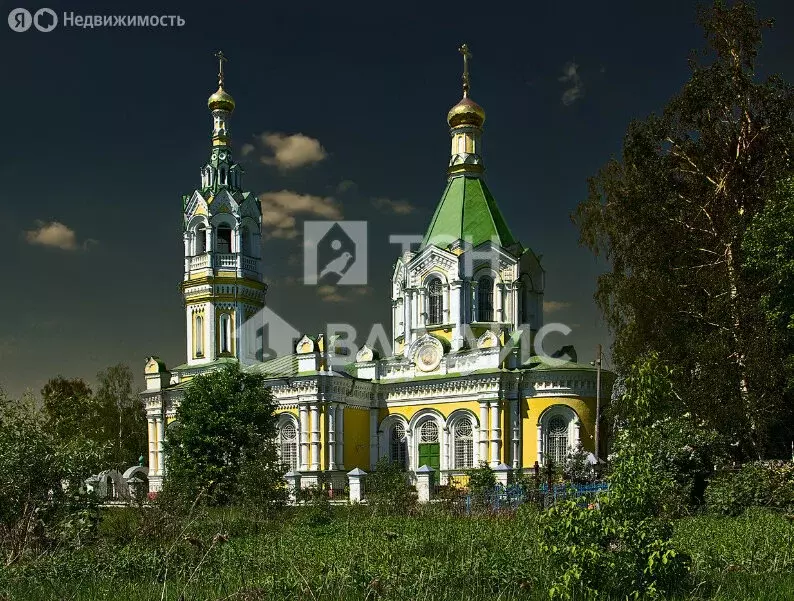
[141,47,613,493]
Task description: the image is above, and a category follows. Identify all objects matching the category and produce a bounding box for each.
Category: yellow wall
[378,400,481,424]
[343,406,370,469]
[521,396,597,467]
[271,396,596,472]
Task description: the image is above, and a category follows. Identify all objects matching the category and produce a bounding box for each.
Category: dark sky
[2,0,793,398]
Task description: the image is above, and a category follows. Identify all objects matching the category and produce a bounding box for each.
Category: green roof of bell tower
[422,175,517,249]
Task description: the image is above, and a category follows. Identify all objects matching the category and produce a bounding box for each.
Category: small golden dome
[447,96,485,128]
[208,86,235,112]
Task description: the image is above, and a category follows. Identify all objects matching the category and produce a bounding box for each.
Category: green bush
[539,355,692,599]
[365,458,417,515]
[706,461,794,516]
[541,500,688,600]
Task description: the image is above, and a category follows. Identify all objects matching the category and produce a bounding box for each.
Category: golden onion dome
[447,96,485,128]
[208,86,235,112]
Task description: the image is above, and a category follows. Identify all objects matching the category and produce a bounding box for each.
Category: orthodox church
[141,48,608,493]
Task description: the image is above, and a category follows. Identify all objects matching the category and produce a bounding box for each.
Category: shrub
[706,461,794,516]
[162,365,285,510]
[541,499,688,600]
[466,462,496,509]
[564,445,596,483]
[0,393,105,561]
[366,458,417,515]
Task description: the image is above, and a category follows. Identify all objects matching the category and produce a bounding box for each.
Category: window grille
[428,279,443,325]
[390,423,408,468]
[546,415,569,465]
[453,419,474,469]
[280,423,298,470]
[477,277,494,322]
[419,420,439,443]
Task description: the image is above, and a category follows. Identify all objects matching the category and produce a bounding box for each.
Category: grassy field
[1,505,793,600]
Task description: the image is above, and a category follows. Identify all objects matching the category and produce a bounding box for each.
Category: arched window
[195,315,204,357]
[220,167,227,185]
[452,418,474,469]
[427,278,443,325]
[546,415,569,465]
[390,422,408,468]
[279,423,298,471]
[195,225,206,254]
[217,226,232,254]
[477,277,494,322]
[219,314,231,354]
[417,420,440,470]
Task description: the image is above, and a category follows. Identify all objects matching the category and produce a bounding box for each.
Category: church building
[141,48,609,493]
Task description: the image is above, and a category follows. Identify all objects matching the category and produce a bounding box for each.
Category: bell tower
[180,51,266,367]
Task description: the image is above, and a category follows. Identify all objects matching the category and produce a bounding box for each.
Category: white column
[185,310,193,362]
[419,288,427,327]
[336,404,345,470]
[537,424,543,465]
[234,225,242,276]
[442,283,450,324]
[511,399,520,470]
[309,405,320,471]
[392,299,400,347]
[347,468,366,503]
[478,401,488,465]
[416,466,435,503]
[404,290,413,352]
[511,283,520,329]
[147,418,156,472]
[574,419,581,449]
[205,226,213,253]
[369,408,379,469]
[299,405,309,471]
[328,402,337,471]
[442,425,450,482]
[496,283,505,322]
[473,282,479,322]
[207,303,217,361]
[155,417,165,476]
[450,280,463,350]
[489,400,501,467]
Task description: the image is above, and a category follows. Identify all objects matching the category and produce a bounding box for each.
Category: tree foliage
[41,364,146,469]
[574,1,794,455]
[0,391,104,563]
[95,363,146,468]
[163,364,283,508]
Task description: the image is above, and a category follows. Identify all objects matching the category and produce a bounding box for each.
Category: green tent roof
[422,175,517,249]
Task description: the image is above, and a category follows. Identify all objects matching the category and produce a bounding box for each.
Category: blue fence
[465,482,609,513]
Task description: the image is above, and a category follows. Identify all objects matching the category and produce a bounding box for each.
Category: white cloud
[317,285,373,303]
[544,300,573,314]
[258,190,342,239]
[260,132,327,169]
[240,143,256,157]
[559,62,583,106]
[24,221,94,251]
[372,197,416,215]
[317,285,346,303]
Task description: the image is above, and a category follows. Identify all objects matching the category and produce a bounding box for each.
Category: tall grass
[1,505,792,600]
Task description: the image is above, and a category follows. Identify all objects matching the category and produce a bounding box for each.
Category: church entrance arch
[417,420,440,469]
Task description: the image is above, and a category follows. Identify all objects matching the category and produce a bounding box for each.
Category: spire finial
[214,50,228,88]
[458,43,472,98]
